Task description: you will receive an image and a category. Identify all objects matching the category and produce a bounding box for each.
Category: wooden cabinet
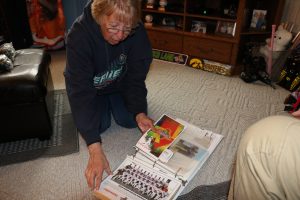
[141,0,285,73]
[147,30,183,52]
[183,36,233,63]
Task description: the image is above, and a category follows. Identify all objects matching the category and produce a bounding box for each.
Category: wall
[282,0,300,34]
[62,0,89,31]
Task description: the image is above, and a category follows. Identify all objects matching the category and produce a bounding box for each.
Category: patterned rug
[0,90,78,166]
[178,181,231,200]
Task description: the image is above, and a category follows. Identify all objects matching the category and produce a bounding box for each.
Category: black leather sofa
[0,49,53,142]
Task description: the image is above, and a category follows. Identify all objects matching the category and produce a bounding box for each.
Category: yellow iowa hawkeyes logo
[189,58,203,69]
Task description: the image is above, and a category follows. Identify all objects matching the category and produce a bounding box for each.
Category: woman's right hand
[85,143,112,190]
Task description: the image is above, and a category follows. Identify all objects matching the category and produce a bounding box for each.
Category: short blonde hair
[91,0,141,27]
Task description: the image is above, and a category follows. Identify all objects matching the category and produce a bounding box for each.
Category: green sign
[152,49,188,65]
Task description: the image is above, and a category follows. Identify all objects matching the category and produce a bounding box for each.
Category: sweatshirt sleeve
[64,28,102,146]
[121,25,153,115]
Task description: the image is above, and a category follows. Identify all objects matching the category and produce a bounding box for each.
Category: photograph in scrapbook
[135,115,185,159]
[95,156,182,200]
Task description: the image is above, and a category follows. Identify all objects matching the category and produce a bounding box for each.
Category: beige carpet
[0,57,290,200]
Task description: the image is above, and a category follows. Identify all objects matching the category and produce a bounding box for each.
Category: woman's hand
[136,113,154,133]
[85,143,112,190]
[292,109,300,118]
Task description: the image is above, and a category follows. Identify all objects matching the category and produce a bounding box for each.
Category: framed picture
[250,9,267,30]
[215,21,236,36]
[191,20,207,33]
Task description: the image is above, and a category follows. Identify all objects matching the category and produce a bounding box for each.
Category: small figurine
[144,14,153,27]
[146,0,155,9]
[158,0,167,11]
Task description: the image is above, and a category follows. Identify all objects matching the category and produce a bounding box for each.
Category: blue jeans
[98,93,137,133]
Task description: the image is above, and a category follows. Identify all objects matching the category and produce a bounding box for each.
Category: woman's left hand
[135,113,154,133]
[292,109,300,118]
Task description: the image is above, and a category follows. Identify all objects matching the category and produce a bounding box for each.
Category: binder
[94,114,223,200]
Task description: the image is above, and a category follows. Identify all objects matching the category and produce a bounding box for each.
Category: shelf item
[158,0,168,11]
[191,20,207,34]
[249,9,267,30]
[144,14,154,27]
[146,0,155,9]
[215,21,236,37]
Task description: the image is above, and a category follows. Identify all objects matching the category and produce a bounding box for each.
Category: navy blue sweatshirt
[64,2,153,146]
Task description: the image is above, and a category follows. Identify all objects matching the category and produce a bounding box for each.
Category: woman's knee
[240,115,297,150]
[99,121,111,133]
[115,116,137,128]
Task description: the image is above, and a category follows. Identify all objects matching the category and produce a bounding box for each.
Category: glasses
[106,25,137,36]
[107,27,132,35]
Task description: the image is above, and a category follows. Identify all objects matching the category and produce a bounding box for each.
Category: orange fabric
[27,0,65,47]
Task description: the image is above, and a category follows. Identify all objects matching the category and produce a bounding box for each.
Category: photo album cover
[94,114,224,200]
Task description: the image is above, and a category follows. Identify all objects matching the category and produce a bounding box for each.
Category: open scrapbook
[94,114,224,200]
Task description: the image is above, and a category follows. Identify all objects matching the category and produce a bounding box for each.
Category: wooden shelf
[240,31,271,35]
[142,9,184,16]
[145,25,238,43]
[142,0,285,72]
[185,13,237,22]
[144,25,183,33]
[183,31,237,43]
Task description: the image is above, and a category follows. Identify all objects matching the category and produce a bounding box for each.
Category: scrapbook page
[95,114,223,200]
[134,117,223,182]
